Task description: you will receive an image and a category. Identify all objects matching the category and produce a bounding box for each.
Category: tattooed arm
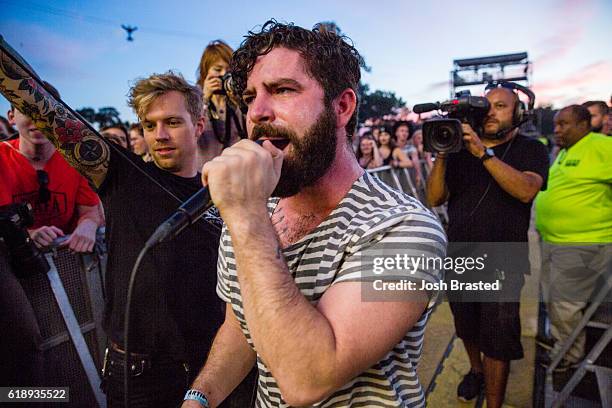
[0,42,110,187]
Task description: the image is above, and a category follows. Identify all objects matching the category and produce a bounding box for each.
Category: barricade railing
[366,165,448,224]
[367,165,420,199]
[543,270,612,408]
[1,228,107,407]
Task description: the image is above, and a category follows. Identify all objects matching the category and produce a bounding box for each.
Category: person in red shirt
[2,88,103,252]
[0,84,103,388]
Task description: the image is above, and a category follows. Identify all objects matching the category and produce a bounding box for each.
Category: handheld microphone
[146,188,213,246]
[145,139,284,247]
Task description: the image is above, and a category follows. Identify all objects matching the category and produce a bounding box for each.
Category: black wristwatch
[480,148,495,162]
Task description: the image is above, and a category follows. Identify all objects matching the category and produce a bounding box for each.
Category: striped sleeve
[215,224,232,303]
[334,209,447,305]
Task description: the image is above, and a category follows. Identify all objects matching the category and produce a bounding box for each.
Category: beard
[484,119,513,139]
[251,107,337,198]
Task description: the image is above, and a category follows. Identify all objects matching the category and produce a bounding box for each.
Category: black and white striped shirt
[217,172,446,407]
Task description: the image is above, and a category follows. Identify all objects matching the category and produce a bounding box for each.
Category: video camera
[414,81,536,154]
[0,203,50,277]
[413,91,490,154]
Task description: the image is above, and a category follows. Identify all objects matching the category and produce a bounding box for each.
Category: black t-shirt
[445,134,549,243]
[98,147,224,367]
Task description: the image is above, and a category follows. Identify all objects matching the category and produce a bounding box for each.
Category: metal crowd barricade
[544,269,612,408]
[1,228,108,407]
[366,164,449,224]
[367,165,420,200]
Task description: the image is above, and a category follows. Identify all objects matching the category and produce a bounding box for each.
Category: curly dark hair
[230,20,362,140]
[392,120,414,140]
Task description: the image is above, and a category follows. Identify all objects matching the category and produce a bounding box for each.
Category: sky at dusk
[1,0,610,123]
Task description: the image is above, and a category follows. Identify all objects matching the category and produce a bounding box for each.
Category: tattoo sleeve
[0,37,110,187]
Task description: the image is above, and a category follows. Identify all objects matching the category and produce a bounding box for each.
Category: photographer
[196,40,246,166]
[426,86,549,407]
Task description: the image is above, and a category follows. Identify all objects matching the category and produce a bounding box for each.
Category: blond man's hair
[127,71,203,124]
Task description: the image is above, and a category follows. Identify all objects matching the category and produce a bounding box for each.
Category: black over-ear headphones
[485,81,535,126]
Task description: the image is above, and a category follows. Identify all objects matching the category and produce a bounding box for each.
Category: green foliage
[76,106,128,129]
[358,82,406,122]
[76,107,96,124]
[95,107,123,128]
[316,20,404,122]
[316,21,371,73]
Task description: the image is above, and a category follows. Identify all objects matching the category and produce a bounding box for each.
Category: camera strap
[446,132,518,239]
[210,100,246,148]
[225,103,247,146]
[467,134,516,219]
[492,118,529,140]
[462,116,530,221]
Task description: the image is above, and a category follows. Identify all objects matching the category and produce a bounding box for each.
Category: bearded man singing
[181,21,446,408]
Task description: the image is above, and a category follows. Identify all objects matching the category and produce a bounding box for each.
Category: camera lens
[422,118,463,154]
[439,126,453,140]
[432,125,458,151]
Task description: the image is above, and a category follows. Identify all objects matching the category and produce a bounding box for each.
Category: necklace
[20,150,46,162]
[4,140,45,162]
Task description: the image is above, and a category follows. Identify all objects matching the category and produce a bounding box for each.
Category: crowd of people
[354,103,610,205]
[0,19,610,408]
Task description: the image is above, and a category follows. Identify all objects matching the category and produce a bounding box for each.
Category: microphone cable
[122,239,155,408]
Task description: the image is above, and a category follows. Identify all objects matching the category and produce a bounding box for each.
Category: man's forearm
[483,158,542,203]
[426,156,448,206]
[226,212,338,400]
[0,46,110,187]
[393,149,413,168]
[76,204,104,226]
[188,319,256,408]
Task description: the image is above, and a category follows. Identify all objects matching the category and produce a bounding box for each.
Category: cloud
[534,60,612,92]
[0,21,110,79]
[532,0,594,68]
[533,60,612,106]
[424,80,449,92]
[403,80,449,101]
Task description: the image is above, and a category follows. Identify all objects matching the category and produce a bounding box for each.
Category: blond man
[5,71,236,407]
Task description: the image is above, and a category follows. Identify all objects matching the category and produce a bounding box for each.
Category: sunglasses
[485,81,516,92]
[36,169,50,204]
